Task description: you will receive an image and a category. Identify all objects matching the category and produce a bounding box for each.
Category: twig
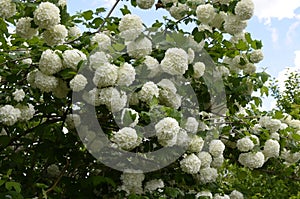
[97,0,121,33]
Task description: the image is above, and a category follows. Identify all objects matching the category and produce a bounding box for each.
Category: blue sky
[68,0,300,109]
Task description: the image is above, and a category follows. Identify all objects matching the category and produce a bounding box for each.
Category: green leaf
[292,133,300,142]
[5,182,21,193]
[236,40,248,51]
[0,180,6,187]
[120,5,131,15]
[82,10,93,20]
[260,86,269,96]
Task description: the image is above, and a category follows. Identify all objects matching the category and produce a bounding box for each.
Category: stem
[97,0,121,33]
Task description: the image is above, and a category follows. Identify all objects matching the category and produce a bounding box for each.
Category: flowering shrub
[0,0,299,198]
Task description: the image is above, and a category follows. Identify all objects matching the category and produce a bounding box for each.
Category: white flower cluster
[98,87,127,112]
[17,104,35,121]
[184,117,199,133]
[89,51,110,71]
[33,2,60,29]
[161,48,189,75]
[250,49,264,63]
[117,63,136,86]
[169,3,189,20]
[144,179,164,193]
[70,74,88,92]
[121,108,139,127]
[196,4,215,24]
[62,49,87,70]
[68,26,81,39]
[281,149,300,164]
[263,139,280,158]
[209,139,225,157]
[136,0,155,10]
[224,14,247,35]
[138,81,159,102]
[127,37,152,58]
[259,116,282,132]
[197,151,212,168]
[34,70,59,93]
[180,153,202,174]
[43,24,68,46]
[90,33,111,51]
[197,167,218,184]
[193,62,206,78]
[0,0,16,19]
[157,79,181,109]
[39,49,63,75]
[16,17,38,39]
[234,0,254,21]
[143,56,161,78]
[13,89,25,102]
[47,164,60,178]
[236,136,254,152]
[93,63,118,88]
[214,194,230,199]
[188,135,204,153]
[238,151,265,168]
[230,190,244,199]
[155,117,180,147]
[111,127,141,150]
[196,191,213,199]
[120,170,145,194]
[119,14,144,41]
[0,105,21,126]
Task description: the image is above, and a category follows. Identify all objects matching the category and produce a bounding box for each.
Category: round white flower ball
[235,0,254,21]
[119,14,144,41]
[159,89,182,109]
[34,2,60,29]
[39,49,63,75]
[155,117,180,147]
[144,179,164,193]
[236,137,254,152]
[193,62,206,78]
[263,139,280,158]
[214,194,230,199]
[143,56,161,78]
[89,51,110,71]
[180,153,202,174]
[0,0,16,19]
[17,104,35,122]
[13,89,25,102]
[176,128,190,147]
[62,49,87,70]
[211,155,224,168]
[198,167,218,184]
[196,4,215,24]
[93,63,118,88]
[127,37,152,58]
[209,139,225,157]
[259,116,282,132]
[230,190,244,199]
[157,79,177,93]
[111,127,141,150]
[16,17,38,39]
[136,0,155,9]
[281,149,300,164]
[188,135,204,153]
[161,48,189,75]
[250,49,264,63]
[184,117,199,134]
[90,33,111,51]
[68,26,81,39]
[138,81,159,102]
[99,87,127,112]
[197,151,212,168]
[169,3,189,20]
[117,63,136,86]
[34,70,59,93]
[195,191,213,199]
[0,105,21,126]
[238,151,265,168]
[120,170,145,195]
[43,24,68,46]
[224,14,247,35]
[70,74,88,92]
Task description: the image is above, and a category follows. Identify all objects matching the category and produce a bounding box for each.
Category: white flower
[259,116,282,132]
[161,0,177,5]
[238,151,265,168]
[136,0,155,9]
[243,63,256,75]
[120,170,144,195]
[157,79,181,109]
[235,0,254,21]
[157,79,177,93]
[187,48,195,64]
[188,135,204,153]
[0,0,16,19]
[90,33,111,51]
[83,88,100,106]
[288,119,300,129]
[0,105,21,126]
[17,104,35,122]
[161,48,189,75]
[197,167,218,184]
[155,117,180,147]
[89,51,110,71]
[119,14,144,41]
[34,2,60,29]
[117,63,136,86]
[47,164,60,178]
[193,62,206,78]
[216,65,230,77]
[16,17,38,39]
[176,128,190,147]
[34,71,59,93]
[209,139,225,157]
[127,37,152,58]
[57,0,66,7]
[93,63,118,88]
[53,79,70,99]
[281,149,300,164]
[22,58,32,65]
[143,56,161,78]
[121,108,139,127]
[250,49,264,63]
[68,26,81,39]
[43,24,68,46]
[180,153,201,174]
[196,4,215,24]
[27,69,39,88]
[186,0,205,9]
[98,87,127,112]
[230,190,244,199]
[13,89,25,102]
[169,3,189,20]
[63,49,87,70]
[211,155,224,168]
[138,81,159,102]
[111,127,141,150]
[214,194,230,199]
[144,179,164,192]
[197,151,212,168]
[224,14,247,35]
[210,11,226,29]
[39,49,63,75]
[236,137,254,152]
[184,117,199,133]
[70,74,88,92]
[196,191,213,199]
[263,139,280,158]
[270,132,280,141]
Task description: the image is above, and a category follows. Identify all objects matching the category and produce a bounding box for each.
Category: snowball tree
[0,0,299,198]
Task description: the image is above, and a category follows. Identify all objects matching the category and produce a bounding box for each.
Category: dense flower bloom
[236,137,254,152]
[161,48,188,75]
[143,56,161,78]
[158,79,181,109]
[169,3,189,20]
[197,151,212,168]
[136,0,155,9]
[235,0,254,21]
[263,139,280,158]
[89,51,110,71]
[119,14,144,41]
[161,0,177,5]
[70,74,88,92]
[34,70,59,93]
[224,14,247,35]
[214,194,230,199]
[281,149,300,164]
[0,0,16,19]
[176,128,190,147]
[180,153,201,174]
[211,155,224,168]
[111,127,141,150]
[120,170,145,194]
[43,24,68,46]
[186,0,205,9]
[243,63,256,75]
[117,63,136,86]
[259,116,282,132]
[195,191,213,199]
[39,49,63,75]
[197,167,218,184]
[16,104,35,122]
[238,151,265,168]
[188,135,204,153]
[209,139,225,157]
[33,2,60,29]
[62,49,87,70]
[121,108,139,127]
[138,81,159,102]
[144,179,164,192]
[250,49,264,63]
[99,87,127,112]
[193,62,206,78]
[230,190,244,199]
[93,63,118,88]
[0,105,21,126]
[184,117,199,133]
[57,0,66,7]
[196,4,215,24]
[155,117,180,147]
[90,33,111,51]
[16,17,38,39]
[68,26,81,39]
[127,37,152,58]
[13,89,25,102]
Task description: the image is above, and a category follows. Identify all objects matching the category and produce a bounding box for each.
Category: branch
[97,0,121,33]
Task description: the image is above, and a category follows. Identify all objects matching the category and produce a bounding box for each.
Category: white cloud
[92,0,116,8]
[286,20,300,44]
[253,0,300,24]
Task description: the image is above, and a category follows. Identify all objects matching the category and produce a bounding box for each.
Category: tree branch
[97,0,121,33]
